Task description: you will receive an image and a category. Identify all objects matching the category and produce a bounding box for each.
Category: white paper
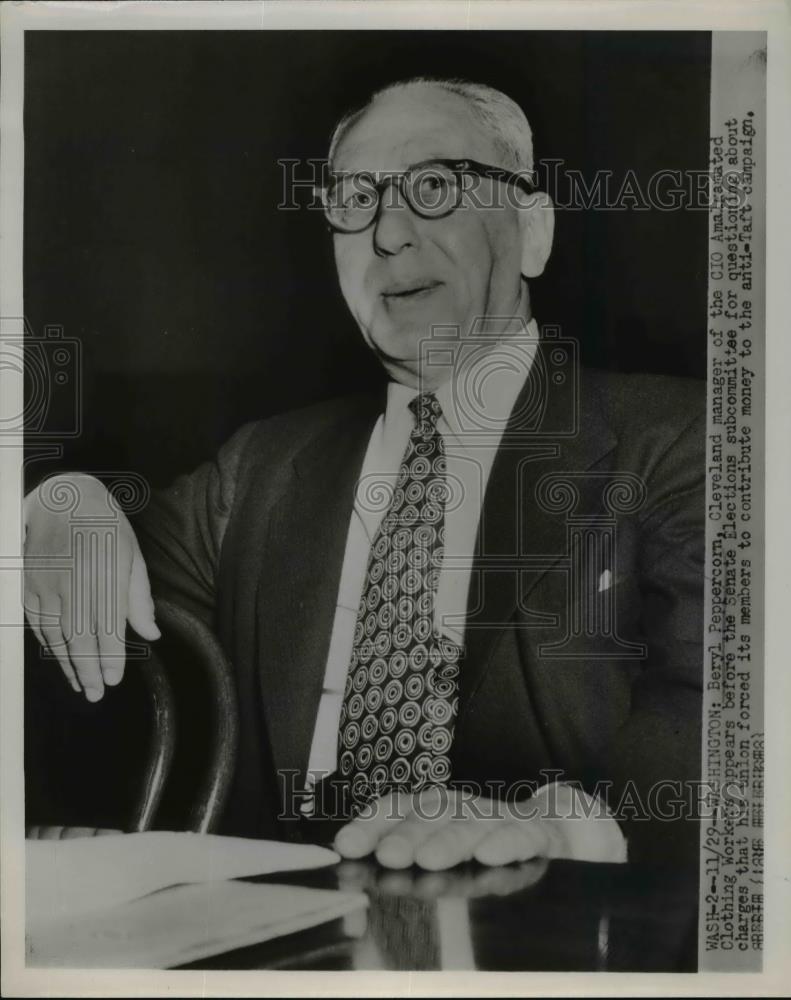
[26,879,366,969]
[26,832,339,927]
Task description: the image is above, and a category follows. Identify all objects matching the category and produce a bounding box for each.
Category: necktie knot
[408,392,443,436]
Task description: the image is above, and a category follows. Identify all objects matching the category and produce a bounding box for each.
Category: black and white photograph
[0,1,786,994]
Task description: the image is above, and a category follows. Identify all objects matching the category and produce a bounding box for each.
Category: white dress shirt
[304,321,540,785]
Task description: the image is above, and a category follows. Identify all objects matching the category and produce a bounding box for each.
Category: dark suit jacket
[134,362,706,864]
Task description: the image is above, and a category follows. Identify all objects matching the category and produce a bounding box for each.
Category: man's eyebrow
[332,156,457,176]
[405,156,462,171]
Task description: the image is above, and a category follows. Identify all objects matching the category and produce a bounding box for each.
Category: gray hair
[328,76,534,175]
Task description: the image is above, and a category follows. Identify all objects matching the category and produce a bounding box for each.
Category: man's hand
[334,786,627,870]
[23,474,160,701]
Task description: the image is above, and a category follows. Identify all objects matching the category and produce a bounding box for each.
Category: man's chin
[367,311,456,356]
[367,329,461,388]
[366,326,425,367]
[368,344,421,385]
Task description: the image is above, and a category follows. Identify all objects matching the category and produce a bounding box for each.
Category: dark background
[25,30,711,487]
[24,30,711,829]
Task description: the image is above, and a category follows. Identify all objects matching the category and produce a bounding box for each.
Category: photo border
[2,1,789,996]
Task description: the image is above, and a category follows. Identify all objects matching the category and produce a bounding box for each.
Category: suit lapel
[457,354,617,725]
[254,394,382,789]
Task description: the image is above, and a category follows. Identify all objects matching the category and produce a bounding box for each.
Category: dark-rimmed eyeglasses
[318,158,536,234]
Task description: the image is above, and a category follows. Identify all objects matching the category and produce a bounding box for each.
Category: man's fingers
[70,532,107,701]
[25,591,82,694]
[334,790,415,859]
[415,813,498,871]
[96,557,127,687]
[127,540,160,641]
[97,622,126,687]
[375,787,452,869]
[66,635,104,701]
[24,590,49,652]
[473,819,552,867]
[38,594,80,693]
[60,593,104,702]
[375,813,437,869]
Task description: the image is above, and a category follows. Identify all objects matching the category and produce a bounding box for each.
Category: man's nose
[373,194,420,257]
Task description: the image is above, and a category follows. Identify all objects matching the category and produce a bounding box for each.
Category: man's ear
[517,190,555,278]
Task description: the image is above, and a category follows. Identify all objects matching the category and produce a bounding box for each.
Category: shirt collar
[386,317,540,450]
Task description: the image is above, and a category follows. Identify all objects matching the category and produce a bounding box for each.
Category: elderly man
[24,77,705,869]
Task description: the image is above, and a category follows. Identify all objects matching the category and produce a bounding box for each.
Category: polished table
[179,857,699,972]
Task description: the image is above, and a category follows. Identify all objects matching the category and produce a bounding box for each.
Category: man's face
[331,85,527,386]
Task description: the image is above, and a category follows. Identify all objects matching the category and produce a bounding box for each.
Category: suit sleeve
[130,422,259,627]
[606,409,706,865]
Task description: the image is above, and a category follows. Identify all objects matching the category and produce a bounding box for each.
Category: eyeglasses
[319,158,536,234]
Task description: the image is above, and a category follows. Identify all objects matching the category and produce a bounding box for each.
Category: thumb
[127,539,161,641]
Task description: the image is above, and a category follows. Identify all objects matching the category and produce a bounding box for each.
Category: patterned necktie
[338,391,462,812]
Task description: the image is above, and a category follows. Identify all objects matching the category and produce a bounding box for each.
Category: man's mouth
[381,280,442,301]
